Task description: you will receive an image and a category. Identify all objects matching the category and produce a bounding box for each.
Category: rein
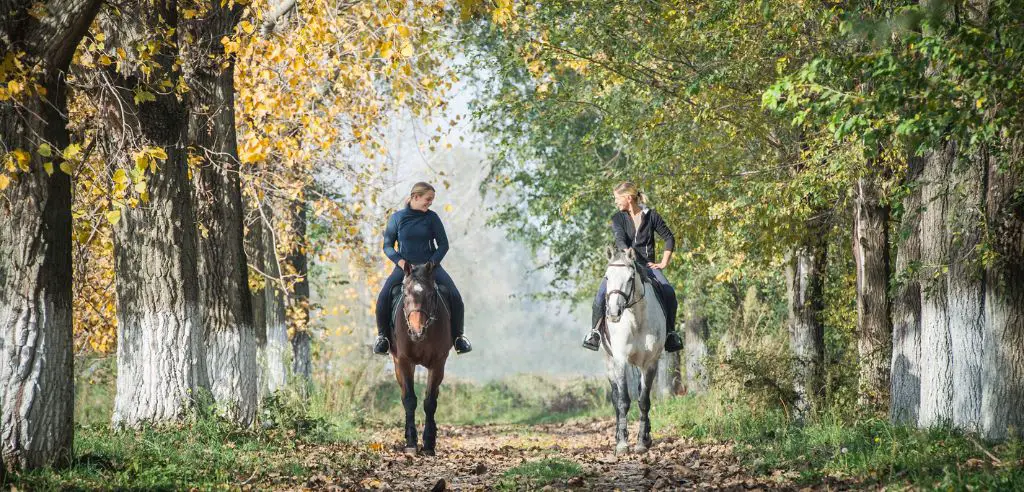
[402,280,443,335]
[605,262,646,310]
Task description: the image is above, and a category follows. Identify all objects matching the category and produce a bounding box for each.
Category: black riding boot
[373,332,390,355]
[452,324,472,354]
[582,299,603,351]
[663,287,682,352]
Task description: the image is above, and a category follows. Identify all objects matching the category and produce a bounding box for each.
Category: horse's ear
[605,245,616,261]
[402,261,412,276]
[424,261,436,276]
[626,248,636,261]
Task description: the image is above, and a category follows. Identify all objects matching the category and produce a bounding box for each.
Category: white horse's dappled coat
[602,248,666,454]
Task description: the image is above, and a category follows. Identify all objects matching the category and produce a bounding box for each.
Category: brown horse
[391,261,451,456]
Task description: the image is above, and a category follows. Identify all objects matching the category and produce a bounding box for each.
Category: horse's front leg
[395,358,418,454]
[421,365,445,456]
[607,361,631,455]
[635,365,658,453]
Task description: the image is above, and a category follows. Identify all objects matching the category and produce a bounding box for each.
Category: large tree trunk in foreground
[854,168,892,411]
[101,0,211,428]
[184,1,257,425]
[786,231,826,420]
[981,145,1024,441]
[288,201,312,384]
[946,151,985,432]
[918,143,955,428]
[891,157,923,425]
[0,0,101,471]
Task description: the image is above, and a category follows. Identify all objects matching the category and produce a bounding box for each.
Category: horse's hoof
[614,443,630,456]
[420,448,436,457]
[633,444,649,454]
[403,446,418,456]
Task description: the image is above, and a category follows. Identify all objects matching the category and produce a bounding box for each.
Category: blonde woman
[373,182,472,355]
[583,182,683,352]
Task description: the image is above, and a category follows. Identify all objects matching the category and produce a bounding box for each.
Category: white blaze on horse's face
[605,255,637,323]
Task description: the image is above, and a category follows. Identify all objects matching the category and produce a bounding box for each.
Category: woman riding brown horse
[391,261,451,455]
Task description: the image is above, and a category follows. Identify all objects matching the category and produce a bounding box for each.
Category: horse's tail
[626,365,641,402]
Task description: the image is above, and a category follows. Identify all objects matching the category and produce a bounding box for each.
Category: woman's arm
[383,213,404,266]
[611,213,631,251]
[428,212,449,264]
[651,210,675,269]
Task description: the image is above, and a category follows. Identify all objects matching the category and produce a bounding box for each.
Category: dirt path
[329,419,806,491]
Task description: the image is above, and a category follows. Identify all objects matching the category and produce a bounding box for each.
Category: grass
[496,458,585,491]
[651,392,1024,489]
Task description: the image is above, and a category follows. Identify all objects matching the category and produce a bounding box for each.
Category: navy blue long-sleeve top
[382,206,449,267]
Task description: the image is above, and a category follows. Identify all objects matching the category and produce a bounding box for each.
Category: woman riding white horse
[583,181,683,353]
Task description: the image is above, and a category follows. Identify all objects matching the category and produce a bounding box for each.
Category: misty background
[314,81,605,382]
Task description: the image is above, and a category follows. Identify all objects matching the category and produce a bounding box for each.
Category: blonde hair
[614,181,649,206]
[405,181,436,205]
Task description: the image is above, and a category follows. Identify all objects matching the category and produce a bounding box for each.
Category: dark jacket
[611,207,675,265]
[383,206,449,266]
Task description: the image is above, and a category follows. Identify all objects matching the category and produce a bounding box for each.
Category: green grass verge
[652,393,1024,489]
[496,458,584,491]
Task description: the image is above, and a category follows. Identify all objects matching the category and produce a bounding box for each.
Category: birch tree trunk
[891,157,923,425]
[99,0,211,428]
[183,1,257,426]
[0,0,100,470]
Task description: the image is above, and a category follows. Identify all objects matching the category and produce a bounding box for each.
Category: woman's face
[614,192,633,211]
[410,191,435,211]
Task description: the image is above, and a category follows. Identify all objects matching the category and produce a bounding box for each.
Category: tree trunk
[890,156,923,425]
[0,0,101,470]
[854,168,892,411]
[683,298,709,395]
[946,150,985,432]
[184,2,257,426]
[247,204,289,396]
[288,201,312,383]
[981,147,1024,441]
[656,350,683,397]
[786,231,826,420]
[918,143,955,428]
[99,0,211,428]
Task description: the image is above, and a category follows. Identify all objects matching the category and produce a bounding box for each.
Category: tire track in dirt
[335,419,834,491]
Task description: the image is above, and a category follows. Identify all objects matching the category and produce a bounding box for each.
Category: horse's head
[604,247,641,323]
[401,261,438,342]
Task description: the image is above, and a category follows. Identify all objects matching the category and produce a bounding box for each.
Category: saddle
[390,282,451,330]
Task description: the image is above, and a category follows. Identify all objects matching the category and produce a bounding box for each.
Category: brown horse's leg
[421,365,445,456]
[635,365,657,453]
[395,358,418,453]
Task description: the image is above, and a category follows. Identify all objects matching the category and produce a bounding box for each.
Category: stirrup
[372,336,390,355]
[454,336,472,354]
[664,332,683,353]
[582,330,600,351]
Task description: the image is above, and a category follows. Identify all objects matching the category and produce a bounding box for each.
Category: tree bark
[890,156,923,425]
[946,150,985,432]
[683,298,709,395]
[183,1,257,426]
[854,167,892,411]
[981,147,1024,441]
[98,0,211,428]
[0,0,101,471]
[287,201,312,384]
[786,231,826,420]
[247,204,289,396]
[918,142,955,428]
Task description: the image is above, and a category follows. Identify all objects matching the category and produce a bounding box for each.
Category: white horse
[601,247,666,455]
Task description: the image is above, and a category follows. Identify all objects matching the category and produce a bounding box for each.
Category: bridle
[605,261,645,311]
[403,279,440,336]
